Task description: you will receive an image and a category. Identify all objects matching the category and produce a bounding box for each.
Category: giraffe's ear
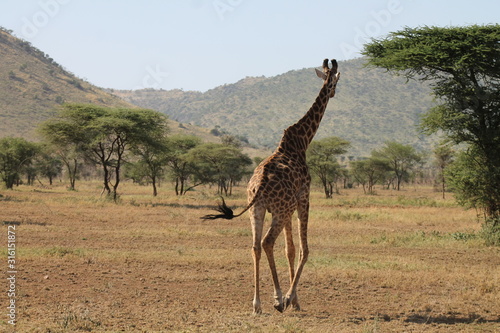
[315,68,327,80]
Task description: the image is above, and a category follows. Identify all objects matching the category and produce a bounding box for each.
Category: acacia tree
[433,142,454,199]
[39,119,83,190]
[34,145,63,185]
[351,157,391,194]
[307,136,350,198]
[371,141,422,191]
[187,143,252,196]
[40,104,168,201]
[130,136,169,197]
[0,137,38,189]
[224,150,253,195]
[363,25,500,219]
[164,135,202,196]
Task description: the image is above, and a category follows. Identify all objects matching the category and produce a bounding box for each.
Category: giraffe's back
[247,152,310,215]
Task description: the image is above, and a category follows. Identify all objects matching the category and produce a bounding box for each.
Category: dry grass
[1,182,499,332]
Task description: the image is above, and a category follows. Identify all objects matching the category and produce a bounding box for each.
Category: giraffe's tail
[200,197,235,220]
[200,195,256,220]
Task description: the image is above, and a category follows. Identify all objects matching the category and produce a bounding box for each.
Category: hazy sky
[1,0,498,91]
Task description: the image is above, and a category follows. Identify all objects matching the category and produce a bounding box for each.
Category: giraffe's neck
[275,82,331,158]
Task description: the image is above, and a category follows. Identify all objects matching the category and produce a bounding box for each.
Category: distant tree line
[0,103,451,202]
[0,104,254,200]
[307,137,438,198]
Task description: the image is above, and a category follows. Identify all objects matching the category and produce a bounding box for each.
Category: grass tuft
[44,247,86,258]
[480,218,500,246]
[370,230,481,247]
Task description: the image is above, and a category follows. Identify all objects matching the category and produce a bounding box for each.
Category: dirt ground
[1,184,499,332]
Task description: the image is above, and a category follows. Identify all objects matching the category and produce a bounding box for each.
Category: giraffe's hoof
[284,296,292,310]
[284,294,300,311]
[274,299,285,312]
[253,300,262,315]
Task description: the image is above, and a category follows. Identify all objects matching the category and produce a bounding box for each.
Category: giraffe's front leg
[284,291,300,311]
[284,195,309,311]
[284,252,309,311]
[283,221,300,311]
[273,289,284,313]
[263,232,284,312]
[263,214,289,313]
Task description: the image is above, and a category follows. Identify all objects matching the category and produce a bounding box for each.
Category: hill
[112,58,436,156]
[0,28,135,139]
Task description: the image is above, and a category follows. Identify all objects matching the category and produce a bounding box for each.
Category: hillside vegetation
[112,58,436,156]
[0,28,135,139]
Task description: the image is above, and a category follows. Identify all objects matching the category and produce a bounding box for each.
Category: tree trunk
[112,159,121,202]
[441,166,446,199]
[180,177,185,196]
[102,163,111,196]
[4,174,15,189]
[152,175,157,197]
[175,178,180,196]
[69,159,77,190]
[322,179,331,199]
[63,158,78,191]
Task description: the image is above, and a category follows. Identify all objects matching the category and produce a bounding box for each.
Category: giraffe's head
[315,58,340,98]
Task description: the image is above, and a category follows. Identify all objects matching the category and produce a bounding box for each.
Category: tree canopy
[40,104,168,200]
[307,137,350,198]
[164,135,202,196]
[372,141,422,191]
[350,157,391,194]
[0,137,38,189]
[186,143,252,196]
[363,24,500,219]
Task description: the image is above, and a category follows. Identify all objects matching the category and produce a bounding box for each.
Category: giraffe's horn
[322,58,329,71]
[330,59,338,73]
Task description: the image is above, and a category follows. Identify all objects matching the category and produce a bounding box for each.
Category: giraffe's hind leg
[250,205,266,315]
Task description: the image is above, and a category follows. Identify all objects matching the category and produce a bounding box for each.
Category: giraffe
[202,58,340,314]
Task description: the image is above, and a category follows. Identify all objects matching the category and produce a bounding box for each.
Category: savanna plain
[1,182,499,332]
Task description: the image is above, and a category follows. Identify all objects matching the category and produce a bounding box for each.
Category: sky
[0,0,499,92]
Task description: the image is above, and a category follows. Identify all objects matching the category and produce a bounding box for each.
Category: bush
[446,148,500,218]
[480,218,500,246]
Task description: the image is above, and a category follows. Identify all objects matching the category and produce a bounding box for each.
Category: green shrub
[480,218,500,246]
